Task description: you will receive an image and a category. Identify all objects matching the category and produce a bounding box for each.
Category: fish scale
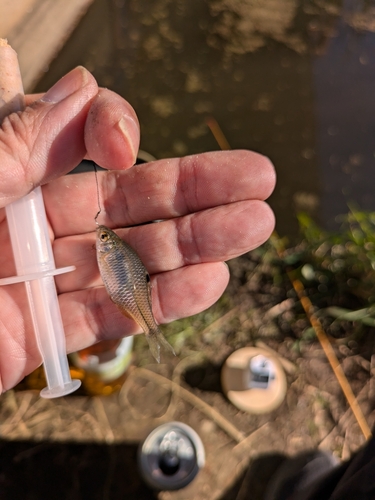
[96,225,175,362]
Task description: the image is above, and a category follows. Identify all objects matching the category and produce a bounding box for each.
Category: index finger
[43,150,276,237]
[25,88,140,170]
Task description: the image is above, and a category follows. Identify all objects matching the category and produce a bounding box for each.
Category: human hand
[0,67,275,391]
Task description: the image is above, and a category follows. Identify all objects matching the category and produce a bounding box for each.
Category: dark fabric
[300,436,375,500]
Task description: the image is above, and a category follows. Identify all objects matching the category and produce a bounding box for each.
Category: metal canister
[138,422,205,490]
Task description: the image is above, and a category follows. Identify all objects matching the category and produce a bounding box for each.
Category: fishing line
[94,163,102,225]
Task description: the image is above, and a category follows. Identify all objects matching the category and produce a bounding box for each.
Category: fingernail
[117,116,139,165]
[41,67,88,103]
[222,262,230,272]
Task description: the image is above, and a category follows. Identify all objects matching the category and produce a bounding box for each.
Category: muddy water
[35,0,375,237]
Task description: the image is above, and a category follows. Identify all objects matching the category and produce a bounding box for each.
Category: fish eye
[100,232,109,242]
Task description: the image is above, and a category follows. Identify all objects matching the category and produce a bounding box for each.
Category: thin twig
[134,367,245,443]
[0,391,32,436]
[92,397,115,443]
[205,117,231,150]
[272,234,372,440]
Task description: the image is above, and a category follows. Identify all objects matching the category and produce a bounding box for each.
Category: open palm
[0,68,275,392]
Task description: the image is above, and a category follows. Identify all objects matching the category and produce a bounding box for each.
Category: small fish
[96,225,175,363]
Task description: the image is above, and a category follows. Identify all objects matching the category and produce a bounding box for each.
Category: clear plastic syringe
[0,40,81,398]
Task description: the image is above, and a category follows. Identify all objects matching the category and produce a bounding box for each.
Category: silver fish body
[96,225,174,362]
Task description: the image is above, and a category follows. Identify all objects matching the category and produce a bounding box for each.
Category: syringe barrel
[5,187,55,274]
[5,186,80,397]
[25,277,71,388]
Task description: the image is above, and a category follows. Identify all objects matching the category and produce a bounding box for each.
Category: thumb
[0,66,98,207]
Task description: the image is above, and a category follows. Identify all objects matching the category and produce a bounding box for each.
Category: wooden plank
[1,0,94,92]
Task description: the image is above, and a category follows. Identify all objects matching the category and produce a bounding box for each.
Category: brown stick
[205,116,231,150]
[206,116,373,442]
[271,233,372,441]
[0,38,25,122]
[293,278,372,440]
[133,367,245,443]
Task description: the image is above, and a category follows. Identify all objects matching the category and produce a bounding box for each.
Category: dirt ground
[1,0,375,497]
[0,252,374,499]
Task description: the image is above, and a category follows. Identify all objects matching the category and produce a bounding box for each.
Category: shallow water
[35,0,375,237]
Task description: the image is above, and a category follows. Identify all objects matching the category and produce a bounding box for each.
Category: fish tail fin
[146,327,176,363]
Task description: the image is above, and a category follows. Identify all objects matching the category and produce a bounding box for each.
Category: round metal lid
[221,347,287,414]
[138,421,205,490]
